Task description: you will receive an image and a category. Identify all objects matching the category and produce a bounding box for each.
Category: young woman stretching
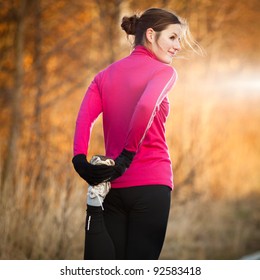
[72,8,196,260]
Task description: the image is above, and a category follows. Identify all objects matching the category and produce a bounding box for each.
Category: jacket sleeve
[73,76,102,156]
[124,66,177,153]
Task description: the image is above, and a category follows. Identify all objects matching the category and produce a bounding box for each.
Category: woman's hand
[72,154,115,185]
[110,149,135,181]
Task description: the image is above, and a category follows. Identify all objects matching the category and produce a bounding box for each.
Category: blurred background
[0,0,259,260]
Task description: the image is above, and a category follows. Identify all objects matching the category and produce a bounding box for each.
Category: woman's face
[146,24,182,64]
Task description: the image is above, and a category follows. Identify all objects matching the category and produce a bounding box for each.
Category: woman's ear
[145,28,155,44]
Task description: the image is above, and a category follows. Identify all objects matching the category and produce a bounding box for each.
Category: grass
[161,192,260,259]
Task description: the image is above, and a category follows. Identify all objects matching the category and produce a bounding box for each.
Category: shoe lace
[88,155,114,211]
[87,186,105,210]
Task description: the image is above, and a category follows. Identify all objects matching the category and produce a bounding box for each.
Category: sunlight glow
[213,72,260,95]
[227,77,260,91]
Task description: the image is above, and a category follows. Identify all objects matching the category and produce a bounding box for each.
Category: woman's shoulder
[94,52,177,84]
[152,63,177,82]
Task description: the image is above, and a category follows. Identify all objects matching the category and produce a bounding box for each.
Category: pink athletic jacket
[73,45,177,189]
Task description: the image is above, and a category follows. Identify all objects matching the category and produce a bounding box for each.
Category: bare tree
[1,0,28,189]
[95,0,123,64]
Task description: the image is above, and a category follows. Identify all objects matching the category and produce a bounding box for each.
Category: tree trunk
[1,0,27,189]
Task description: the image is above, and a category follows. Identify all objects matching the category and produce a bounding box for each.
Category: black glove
[110,149,135,181]
[72,154,115,185]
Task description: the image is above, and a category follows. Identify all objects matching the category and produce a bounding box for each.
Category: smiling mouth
[168,51,176,57]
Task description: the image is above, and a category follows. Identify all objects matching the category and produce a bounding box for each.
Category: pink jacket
[73,46,177,189]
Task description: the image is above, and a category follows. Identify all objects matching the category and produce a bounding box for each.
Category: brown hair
[121,8,181,46]
[121,8,203,56]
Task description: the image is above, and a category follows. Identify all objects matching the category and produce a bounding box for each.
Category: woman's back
[95,46,177,188]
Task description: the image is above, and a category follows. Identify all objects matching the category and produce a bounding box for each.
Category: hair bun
[121,15,139,35]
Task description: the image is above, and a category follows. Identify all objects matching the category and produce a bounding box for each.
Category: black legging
[84,185,171,260]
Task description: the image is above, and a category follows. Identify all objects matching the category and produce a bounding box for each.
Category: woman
[72,8,195,260]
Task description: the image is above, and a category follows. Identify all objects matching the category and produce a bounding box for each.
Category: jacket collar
[131,45,158,61]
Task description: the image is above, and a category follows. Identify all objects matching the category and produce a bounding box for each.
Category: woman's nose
[173,39,181,51]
